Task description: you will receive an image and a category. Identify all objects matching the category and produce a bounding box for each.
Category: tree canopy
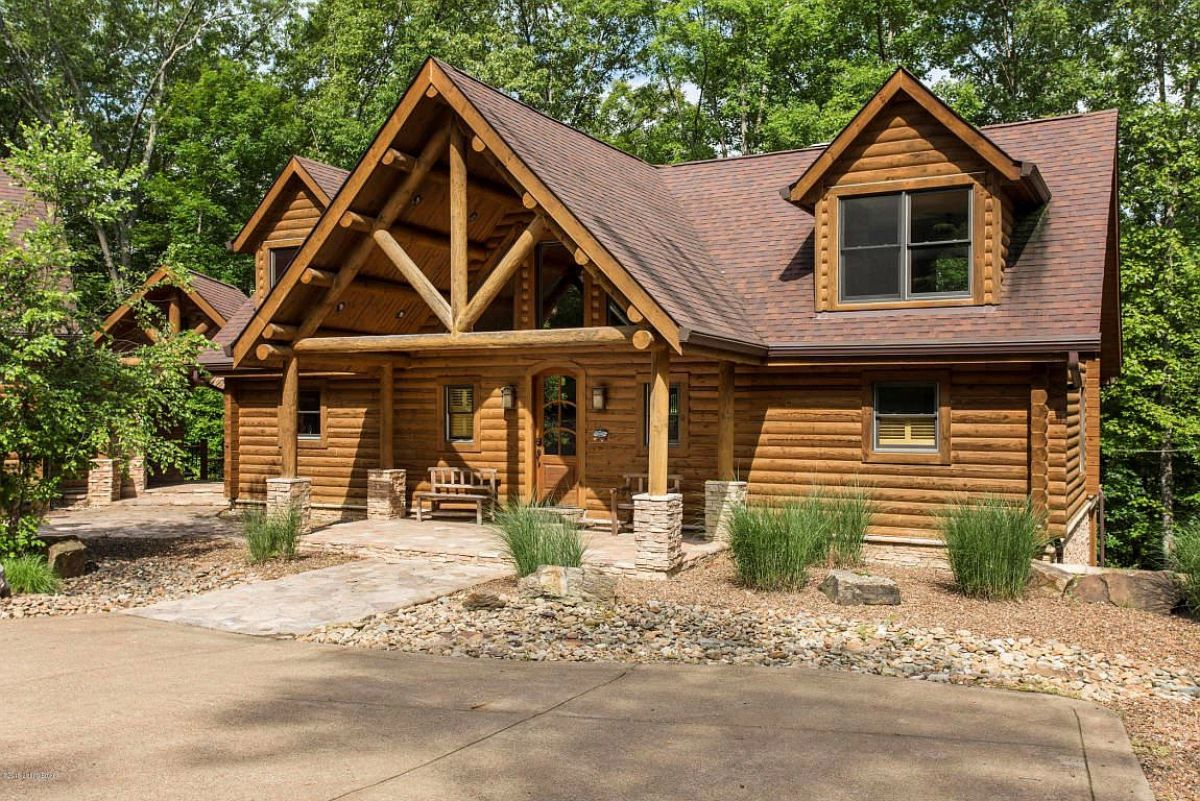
[1,0,1197,565]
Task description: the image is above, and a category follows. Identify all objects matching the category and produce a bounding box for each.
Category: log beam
[293,326,640,354]
[457,216,546,332]
[264,323,297,341]
[717,361,735,481]
[648,345,670,495]
[301,268,335,287]
[381,148,414,171]
[449,125,469,328]
[372,228,455,331]
[279,355,299,478]
[168,294,181,334]
[338,211,487,259]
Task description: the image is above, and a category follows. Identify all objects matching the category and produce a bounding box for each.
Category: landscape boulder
[1060,568,1184,614]
[462,591,507,611]
[46,538,87,579]
[518,565,617,603]
[818,570,901,606]
[0,563,9,599]
[1027,561,1075,599]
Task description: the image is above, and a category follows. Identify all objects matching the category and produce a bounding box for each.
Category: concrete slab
[0,615,1152,801]
[125,559,509,635]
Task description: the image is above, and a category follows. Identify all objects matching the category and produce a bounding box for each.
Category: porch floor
[304,516,725,578]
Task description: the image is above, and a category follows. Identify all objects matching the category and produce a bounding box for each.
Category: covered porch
[304,514,726,579]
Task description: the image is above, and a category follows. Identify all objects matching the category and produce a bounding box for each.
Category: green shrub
[940,496,1047,599]
[1170,521,1200,614]
[2,554,60,594]
[493,503,586,577]
[1,516,45,560]
[824,486,875,567]
[728,500,826,590]
[243,505,302,563]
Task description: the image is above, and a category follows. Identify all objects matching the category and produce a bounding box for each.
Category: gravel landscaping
[302,555,1200,800]
[0,537,355,619]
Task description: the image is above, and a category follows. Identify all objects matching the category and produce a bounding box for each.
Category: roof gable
[97,267,248,343]
[787,69,1045,209]
[230,156,347,253]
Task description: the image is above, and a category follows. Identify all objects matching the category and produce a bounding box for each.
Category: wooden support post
[449,125,468,330]
[168,293,181,334]
[1030,366,1049,518]
[372,229,455,331]
[457,216,546,332]
[379,363,394,470]
[648,345,670,496]
[279,355,299,479]
[718,361,735,481]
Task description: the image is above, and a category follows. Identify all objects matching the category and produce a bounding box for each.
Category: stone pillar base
[367,469,407,521]
[87,458,116,507]
[266,477,313,533]
[634,492,683,576]
[704,480,747,542]
[121,456,147,499]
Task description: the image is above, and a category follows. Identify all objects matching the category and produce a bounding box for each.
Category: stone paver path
[127,558,508,635]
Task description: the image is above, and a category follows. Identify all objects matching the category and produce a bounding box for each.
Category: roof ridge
[186,268,243,293]
[980,108,1118,131]
[432,58,658,174]
[294,154,350,173]
[660,145,826,169]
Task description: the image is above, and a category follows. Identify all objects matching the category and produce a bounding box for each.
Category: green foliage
[242,505,302,563]
[492,503,587,577]
[940,497,1047,600]
[0,517,44,561]
[1170,521,1200,614]
[2,554,61,595]
[729,489,876,590]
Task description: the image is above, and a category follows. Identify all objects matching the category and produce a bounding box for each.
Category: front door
[535,373,579,505]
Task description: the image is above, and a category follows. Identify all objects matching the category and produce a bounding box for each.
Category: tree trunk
[1161,431,1175,557]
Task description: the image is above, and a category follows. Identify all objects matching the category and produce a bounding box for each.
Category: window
[840,188,971,302]
[444,385,475,443]
[873,383,939,452]
[643,383,682,447]
[269,246,300,288]
[298,390,321,439]
[537,243,584,328]
[605,297,630,326]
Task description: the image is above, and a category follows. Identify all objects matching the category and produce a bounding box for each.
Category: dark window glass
[537,244,584,329]
[298,390,321,438]
[874,382,938,452]
[541,375,577,456]
[270,246,300,288]
[840,189,971,302]
[606,297,630,326]
[643,383,682,447]
[909,189,970,243]
[445,385,474,443]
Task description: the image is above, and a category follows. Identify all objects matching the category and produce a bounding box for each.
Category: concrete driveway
[1,615,1151,801]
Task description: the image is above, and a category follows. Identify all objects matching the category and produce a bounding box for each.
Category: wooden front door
[535,373,579,505]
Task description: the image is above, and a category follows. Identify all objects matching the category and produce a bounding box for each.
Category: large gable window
[840,188,971,303]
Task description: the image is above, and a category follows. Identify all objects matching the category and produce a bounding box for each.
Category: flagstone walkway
[127,558,509,635]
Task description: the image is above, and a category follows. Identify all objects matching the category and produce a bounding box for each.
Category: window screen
[445,385,475,443]
[874,383,938,451]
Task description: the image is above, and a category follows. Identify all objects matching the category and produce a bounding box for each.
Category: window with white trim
[873,382,939,452]
[840,188,971,302]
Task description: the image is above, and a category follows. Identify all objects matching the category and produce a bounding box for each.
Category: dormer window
[839,188,972,303]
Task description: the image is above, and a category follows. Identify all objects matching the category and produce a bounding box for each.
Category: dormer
[787,69,1049,311]
[230,156,348,303]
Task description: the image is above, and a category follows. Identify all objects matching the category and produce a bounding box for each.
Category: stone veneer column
[265,477,312,533]
[123,456,147,499]
[704,480,747,542]
[634,492,683,577]
[367,469,407,521]
[87,458,116,507]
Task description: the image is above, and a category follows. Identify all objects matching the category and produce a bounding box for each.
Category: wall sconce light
[335,301,346,313]
[591,386,607,412]
[500,385,516,410]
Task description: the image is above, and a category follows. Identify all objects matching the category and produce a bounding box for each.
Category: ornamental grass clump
[940,496,1047,600]
[1170,521,1200,615]
[728,499,827,590]
[243,505,302,563]
[493,502,587,577]
[824,486,875,567]
[2,554,60,595]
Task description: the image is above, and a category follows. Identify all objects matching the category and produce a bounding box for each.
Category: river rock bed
[303,592,1198,704]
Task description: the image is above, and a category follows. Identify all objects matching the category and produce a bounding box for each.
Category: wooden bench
[413,467,498,525]
[608,472,683,536]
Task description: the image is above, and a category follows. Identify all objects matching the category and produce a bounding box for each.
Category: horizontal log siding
[738,366,1033,539]
[254,187,322,301]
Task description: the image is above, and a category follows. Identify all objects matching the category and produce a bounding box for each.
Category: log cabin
[203,60,1120,571]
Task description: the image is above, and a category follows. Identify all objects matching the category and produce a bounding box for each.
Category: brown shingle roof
[188,270,248,322]
[0,165,49,242]
[437,60,760,346]
[295,156,349,202]
[660,110,1118,352]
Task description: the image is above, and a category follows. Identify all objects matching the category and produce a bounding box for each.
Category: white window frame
[873,382,940,453]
